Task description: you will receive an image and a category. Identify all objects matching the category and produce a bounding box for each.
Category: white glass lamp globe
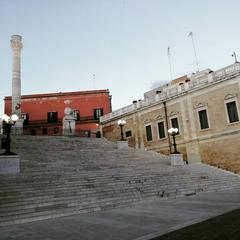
[118,119,126,126]
[168,128,173,134]
[11,114,19,122]
[168,128,178,135]
[2,114,10,122]
[174,128,179,133]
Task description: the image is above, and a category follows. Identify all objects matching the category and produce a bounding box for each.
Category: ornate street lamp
[1,114,19,155]
[117,119,126,141]
[168,128,179,154]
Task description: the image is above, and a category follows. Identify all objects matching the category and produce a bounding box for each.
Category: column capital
[11,35,23,50]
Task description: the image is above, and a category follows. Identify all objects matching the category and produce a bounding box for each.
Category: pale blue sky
[1,0,240,115]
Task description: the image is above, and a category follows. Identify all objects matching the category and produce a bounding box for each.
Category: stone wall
[200,134,240,173]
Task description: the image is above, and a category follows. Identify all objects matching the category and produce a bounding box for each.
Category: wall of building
[5,91,111,120]
[5,90,111,136]
[101,64,240,173]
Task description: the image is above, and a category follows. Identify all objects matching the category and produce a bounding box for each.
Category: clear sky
[1,0,240,115]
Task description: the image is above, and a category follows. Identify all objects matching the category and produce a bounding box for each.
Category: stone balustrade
[100,63,240,123]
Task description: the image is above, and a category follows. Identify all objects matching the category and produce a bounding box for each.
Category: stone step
[1,174,238,194]
[1,178,239,211]
[0,182,238,227]
[0,135,239,226]
[1,171,239,190]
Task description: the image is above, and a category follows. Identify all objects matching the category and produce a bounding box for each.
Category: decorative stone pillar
[185,140,202,163]
[11,35,23,134]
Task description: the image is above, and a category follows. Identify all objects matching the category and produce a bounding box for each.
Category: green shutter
[158,121,165,138]
[171,118,179,134]
[198,109,209,129]
[146,125,152,141]
[227,101,239,123]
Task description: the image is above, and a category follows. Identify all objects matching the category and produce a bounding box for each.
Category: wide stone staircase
[0,135,240,226]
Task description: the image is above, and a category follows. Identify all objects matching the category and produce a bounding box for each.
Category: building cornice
[5,89,110,101]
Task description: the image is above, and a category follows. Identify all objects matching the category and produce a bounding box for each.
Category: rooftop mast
[188,32,199,72]
[167,46,173,81]
[232,52,238,63]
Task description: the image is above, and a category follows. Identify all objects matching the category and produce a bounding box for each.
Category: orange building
[4,89,112,136]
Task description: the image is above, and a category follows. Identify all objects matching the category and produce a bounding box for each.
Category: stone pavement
[1,188,240,240]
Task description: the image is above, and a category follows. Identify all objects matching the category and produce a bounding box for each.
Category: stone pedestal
[117,141,128,149]
[0,155,20,174]
[170,154,184,166]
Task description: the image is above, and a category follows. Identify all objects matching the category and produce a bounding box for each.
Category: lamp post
[1,114,18,155]
[168,128,179,154]
[117,119,126,141]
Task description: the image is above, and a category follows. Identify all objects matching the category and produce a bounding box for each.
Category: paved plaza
[0,188,240,240]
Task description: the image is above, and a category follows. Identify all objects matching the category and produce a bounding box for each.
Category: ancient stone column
[11,35,23,134]
[11,35,23,115]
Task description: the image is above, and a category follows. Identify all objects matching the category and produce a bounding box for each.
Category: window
[145,125,153,141]
[21,113,29,126]
[226,101,239,123]
[94,108,103,120]
[125,130,132,138]
[158,121,165,139]
[171,117,179,134]
[73,110,80,121]
[47,112,58,123]
[198,109,209,129]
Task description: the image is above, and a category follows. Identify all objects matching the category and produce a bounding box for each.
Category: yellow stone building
[100,63,240,173]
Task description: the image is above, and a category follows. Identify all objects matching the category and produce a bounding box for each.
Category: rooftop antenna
[167,46,173,81]
[188,31,199,72]
[232,52,238,63]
